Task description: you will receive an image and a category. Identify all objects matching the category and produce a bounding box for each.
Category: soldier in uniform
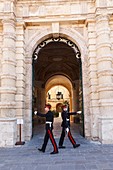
[58,104,80,149]
[36,104,58,154]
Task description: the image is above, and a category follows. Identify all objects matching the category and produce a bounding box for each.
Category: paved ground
[1,117,113,170]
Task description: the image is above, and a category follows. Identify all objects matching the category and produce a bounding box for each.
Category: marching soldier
[35,104,58,154]
[59,104,80,149]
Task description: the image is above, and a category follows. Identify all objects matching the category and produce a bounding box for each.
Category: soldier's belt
[46,121,52,127]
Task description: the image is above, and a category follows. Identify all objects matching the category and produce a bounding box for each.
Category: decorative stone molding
[95,13,113,143]
[26,27,86,60]
[52,22,59,38]
[33,37,81,62]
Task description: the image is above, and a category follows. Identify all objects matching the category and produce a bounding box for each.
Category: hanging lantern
[56,92,62,100]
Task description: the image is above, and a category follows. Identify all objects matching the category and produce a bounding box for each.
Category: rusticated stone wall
[0,0,113,146]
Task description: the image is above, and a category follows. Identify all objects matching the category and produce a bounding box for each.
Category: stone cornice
[85,14,96,26]
[0,1,112,20]
[95,7,113,16]
[16,21,26,29]
[20,15,86,25]
[17,0,95,5]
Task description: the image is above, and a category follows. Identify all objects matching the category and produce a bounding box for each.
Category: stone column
[96,14,113,143]
[40,88,46,113]
[36,81,45,113]
[16,22,26,142]
[0,18,17,146]
[24,58,32,141]
[72,88,77,112]
[37,87,41,112]
[71,88,77,122]
[87,20,100,140]
[1,19,16,116]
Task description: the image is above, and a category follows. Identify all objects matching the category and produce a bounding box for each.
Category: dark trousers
[59,127,76,146]
[41,129,58,152]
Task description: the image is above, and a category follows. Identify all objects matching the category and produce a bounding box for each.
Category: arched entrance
[25,29,89,141]
[32,37,84,136]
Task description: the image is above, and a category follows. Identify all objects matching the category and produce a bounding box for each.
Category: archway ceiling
[45,75,72,93]
[34,41,80,82]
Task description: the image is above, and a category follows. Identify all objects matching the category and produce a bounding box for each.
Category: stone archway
[45,75,73,111]
[45,75,76,120]
[25,28,90,141]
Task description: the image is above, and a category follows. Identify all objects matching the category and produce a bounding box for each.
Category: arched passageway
[32,37,84,136]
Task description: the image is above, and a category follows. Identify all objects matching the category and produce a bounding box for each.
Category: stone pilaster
[70,87,78,122]
[96,14,113,143]
[36,82,45,113]
[72,81,79,112]
[24,58,32,140]
[87,19,100,140]
[72,88,77,112]
[1,19,16,117]
[37,87,41,112]
[40,88,46,113]
[16,22,26,141]
[0,18,17,146]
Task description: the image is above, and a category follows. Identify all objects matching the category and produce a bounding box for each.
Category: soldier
[59,104,80,149]
[36,104,58,154]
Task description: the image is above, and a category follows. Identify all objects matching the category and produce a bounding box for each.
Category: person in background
[35,104,58,154]
[59,104,81,149]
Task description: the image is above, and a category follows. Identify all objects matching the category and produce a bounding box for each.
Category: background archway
[45,75,74,112]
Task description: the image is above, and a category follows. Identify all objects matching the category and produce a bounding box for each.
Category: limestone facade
[0,0,113,146]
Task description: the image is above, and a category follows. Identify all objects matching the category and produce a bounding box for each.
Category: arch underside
[33,37,81,86]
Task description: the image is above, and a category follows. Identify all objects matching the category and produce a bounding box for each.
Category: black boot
[59,146,66,149]
[73,144,80,148]
[50,151,58,154]
[38,148,45,153]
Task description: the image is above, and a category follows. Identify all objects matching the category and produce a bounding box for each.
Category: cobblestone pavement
[1,117,113,170]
